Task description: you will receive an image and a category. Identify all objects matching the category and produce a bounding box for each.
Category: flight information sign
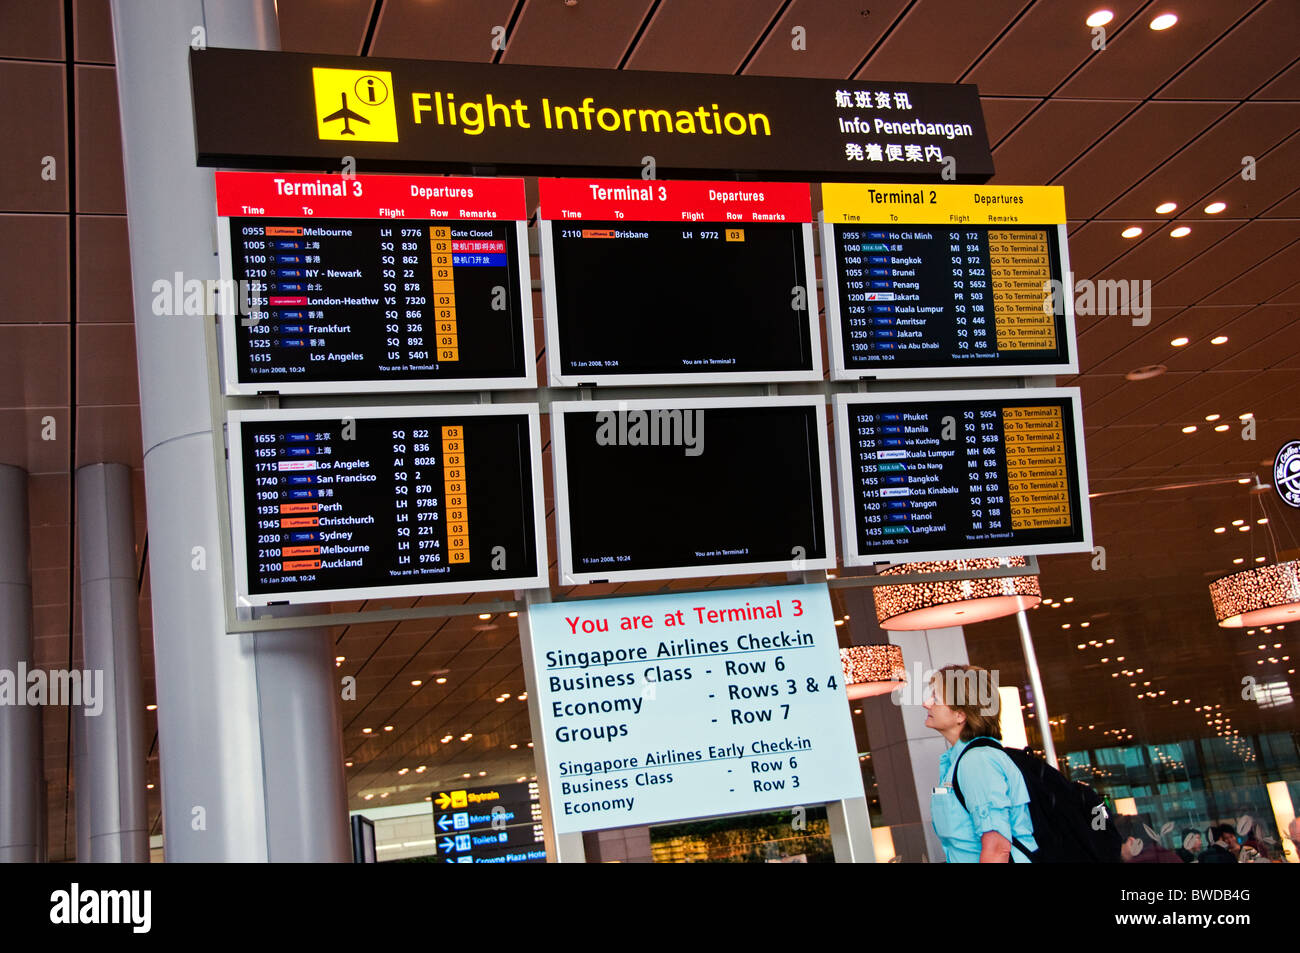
[551,396,835,584]
[538,178,820,386]
[833,388,1091,564]
[431,782,546,864]
[526,584,863,834]
[821,183,1077,379]
[226,404,547,606]
[215,171,535,394]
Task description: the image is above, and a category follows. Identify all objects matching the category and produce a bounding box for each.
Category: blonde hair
[932,664,1001,742]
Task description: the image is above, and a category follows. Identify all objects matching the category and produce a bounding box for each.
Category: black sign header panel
[190,48,993,182]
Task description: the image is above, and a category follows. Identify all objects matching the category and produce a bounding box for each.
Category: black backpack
[952,737,1122,863]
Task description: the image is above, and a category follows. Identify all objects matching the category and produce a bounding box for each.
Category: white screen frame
[820,218,1079,380]
[551,394,837,585]
[217,217,536,395]
[832,387,1093,566]
[540,219,823,387]
[227,402,548,606]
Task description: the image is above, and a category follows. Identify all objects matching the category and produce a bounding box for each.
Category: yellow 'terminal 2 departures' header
[822,183,1066,226]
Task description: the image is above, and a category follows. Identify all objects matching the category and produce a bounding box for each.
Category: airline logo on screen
[312,67,399,142]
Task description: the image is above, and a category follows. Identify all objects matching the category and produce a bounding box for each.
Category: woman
[923,664,1038,863]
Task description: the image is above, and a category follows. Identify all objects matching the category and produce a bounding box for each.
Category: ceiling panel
[1253,56,1300,99]
[961,0,1145,96]
[0,0,63,60]
[745,0,907,79]
[1156,0,1300,100]
[73,65,125,215]
[0,61,68,212]
[1056,102,1233,219]
[989,99,1133,185]
[862,0,1029,83]
[0,214,68,324]
[276,0,375,55]
[0,324,69,408]
[501,0,656,68]
[1099,102,1300,220]
[73,0,114,64]
[624,0,783,74]
[1058,0,1257,100]
[978,96,1040,144]
[1152,219,1300,307]
[370,0,518,61]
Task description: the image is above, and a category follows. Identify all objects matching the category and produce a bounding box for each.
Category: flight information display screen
[821,183,1076,379]
[539,179,820,385]
[216,172,534,394]
[552,397,835,584]
[227,404,546,605]
[834,389,1091,564]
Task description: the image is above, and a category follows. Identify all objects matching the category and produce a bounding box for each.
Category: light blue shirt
[930,737,1038,863]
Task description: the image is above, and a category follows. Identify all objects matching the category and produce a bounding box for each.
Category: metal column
[1016,610,1057,767]
[110,0,347,861]
[0,464,41,862]
[76,463,149,861]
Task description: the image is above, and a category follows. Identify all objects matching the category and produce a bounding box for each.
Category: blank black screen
[560,404,827,576]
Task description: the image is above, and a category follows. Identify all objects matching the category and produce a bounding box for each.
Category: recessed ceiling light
[1256,556,1266,563]
[1257,518,1268,525]
[334,656,345,663]
[1210,335,1228,345]
[410,679,422,686]
[146,703,157,711]
[1086,10,1114,27]
[1214,424,1229,432]
[1121,226,1143,238]
[1181,425,1197,433]
[1237,477,1251,484]
[1170,226,1191,238]
[1170,336,1189,346]
[478,613,492,620]
[1150,13,1178,30]
[397,767,409,775]
[383,725,393,731]
[440,735,452,743]
[1126,364,1166,381]
[436,677,447,684]
[1205,414,1220,421]
[1234,558,1244,564]
[362,727,372,734]
[1155,202,1177,214]
[834,619,844,626]
[344,761,353,767]
[1239,412,1253,420]
[1238,525,1250,532]
[1204,201,1226,214]
[415,765,426,773]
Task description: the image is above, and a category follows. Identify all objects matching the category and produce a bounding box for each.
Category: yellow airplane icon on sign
[321,92,368,136]
[312,67,399,142]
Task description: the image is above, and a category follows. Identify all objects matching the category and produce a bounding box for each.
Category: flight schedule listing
[821,182,1075,377]
[527,585,863,833]
[215,171,532,392]
[539,178,819,384]
[836,390,1089,563]
[829,224,1066,369]
[229,405,545,605]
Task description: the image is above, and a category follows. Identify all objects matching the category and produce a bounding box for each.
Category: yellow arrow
[436,792,452,809]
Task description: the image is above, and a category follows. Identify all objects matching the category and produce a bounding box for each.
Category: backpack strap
[951,738,1033,860]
